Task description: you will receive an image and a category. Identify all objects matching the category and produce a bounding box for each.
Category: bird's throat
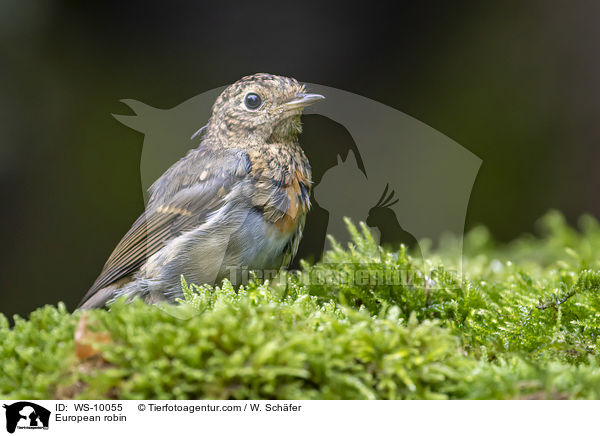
[267,114,302,143]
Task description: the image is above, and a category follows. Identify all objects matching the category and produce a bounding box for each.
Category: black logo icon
[3,402,50,434]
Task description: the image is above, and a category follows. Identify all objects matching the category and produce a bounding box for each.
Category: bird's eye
[244,92,262,110]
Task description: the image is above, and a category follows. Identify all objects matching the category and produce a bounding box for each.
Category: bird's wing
[79,147,252,307]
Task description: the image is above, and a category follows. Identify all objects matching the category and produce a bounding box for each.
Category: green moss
[2,210,600,399]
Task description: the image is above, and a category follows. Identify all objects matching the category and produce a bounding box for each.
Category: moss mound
[2,211,600,399]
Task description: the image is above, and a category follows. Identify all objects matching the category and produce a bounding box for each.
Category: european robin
[79,73,324,308]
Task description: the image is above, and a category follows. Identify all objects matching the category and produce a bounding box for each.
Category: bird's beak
[282,93,325,110]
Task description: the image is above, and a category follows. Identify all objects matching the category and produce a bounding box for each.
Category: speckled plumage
[79,73,323,309]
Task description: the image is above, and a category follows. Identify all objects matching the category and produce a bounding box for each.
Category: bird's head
[205,73,324,144]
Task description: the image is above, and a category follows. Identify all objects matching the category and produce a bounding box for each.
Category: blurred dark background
[1,0,599,317]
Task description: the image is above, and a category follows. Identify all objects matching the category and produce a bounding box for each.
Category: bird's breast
[263,173,311,236]
[248,143,312,236]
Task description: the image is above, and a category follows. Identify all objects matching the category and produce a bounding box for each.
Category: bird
[79,73,324,309]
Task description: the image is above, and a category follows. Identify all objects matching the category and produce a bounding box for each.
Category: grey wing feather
[79,146,251,308]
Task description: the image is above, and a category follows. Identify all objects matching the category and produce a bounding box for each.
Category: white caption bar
[0,400,594,435]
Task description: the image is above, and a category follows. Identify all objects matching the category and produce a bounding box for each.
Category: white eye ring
[244,92,262,110]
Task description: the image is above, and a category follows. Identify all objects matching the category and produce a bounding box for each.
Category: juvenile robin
[79,73,324,309]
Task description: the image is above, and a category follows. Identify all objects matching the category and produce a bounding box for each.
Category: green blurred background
[1,1,599,317]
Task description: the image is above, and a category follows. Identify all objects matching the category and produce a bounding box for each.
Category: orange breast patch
[273,172,310,234]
